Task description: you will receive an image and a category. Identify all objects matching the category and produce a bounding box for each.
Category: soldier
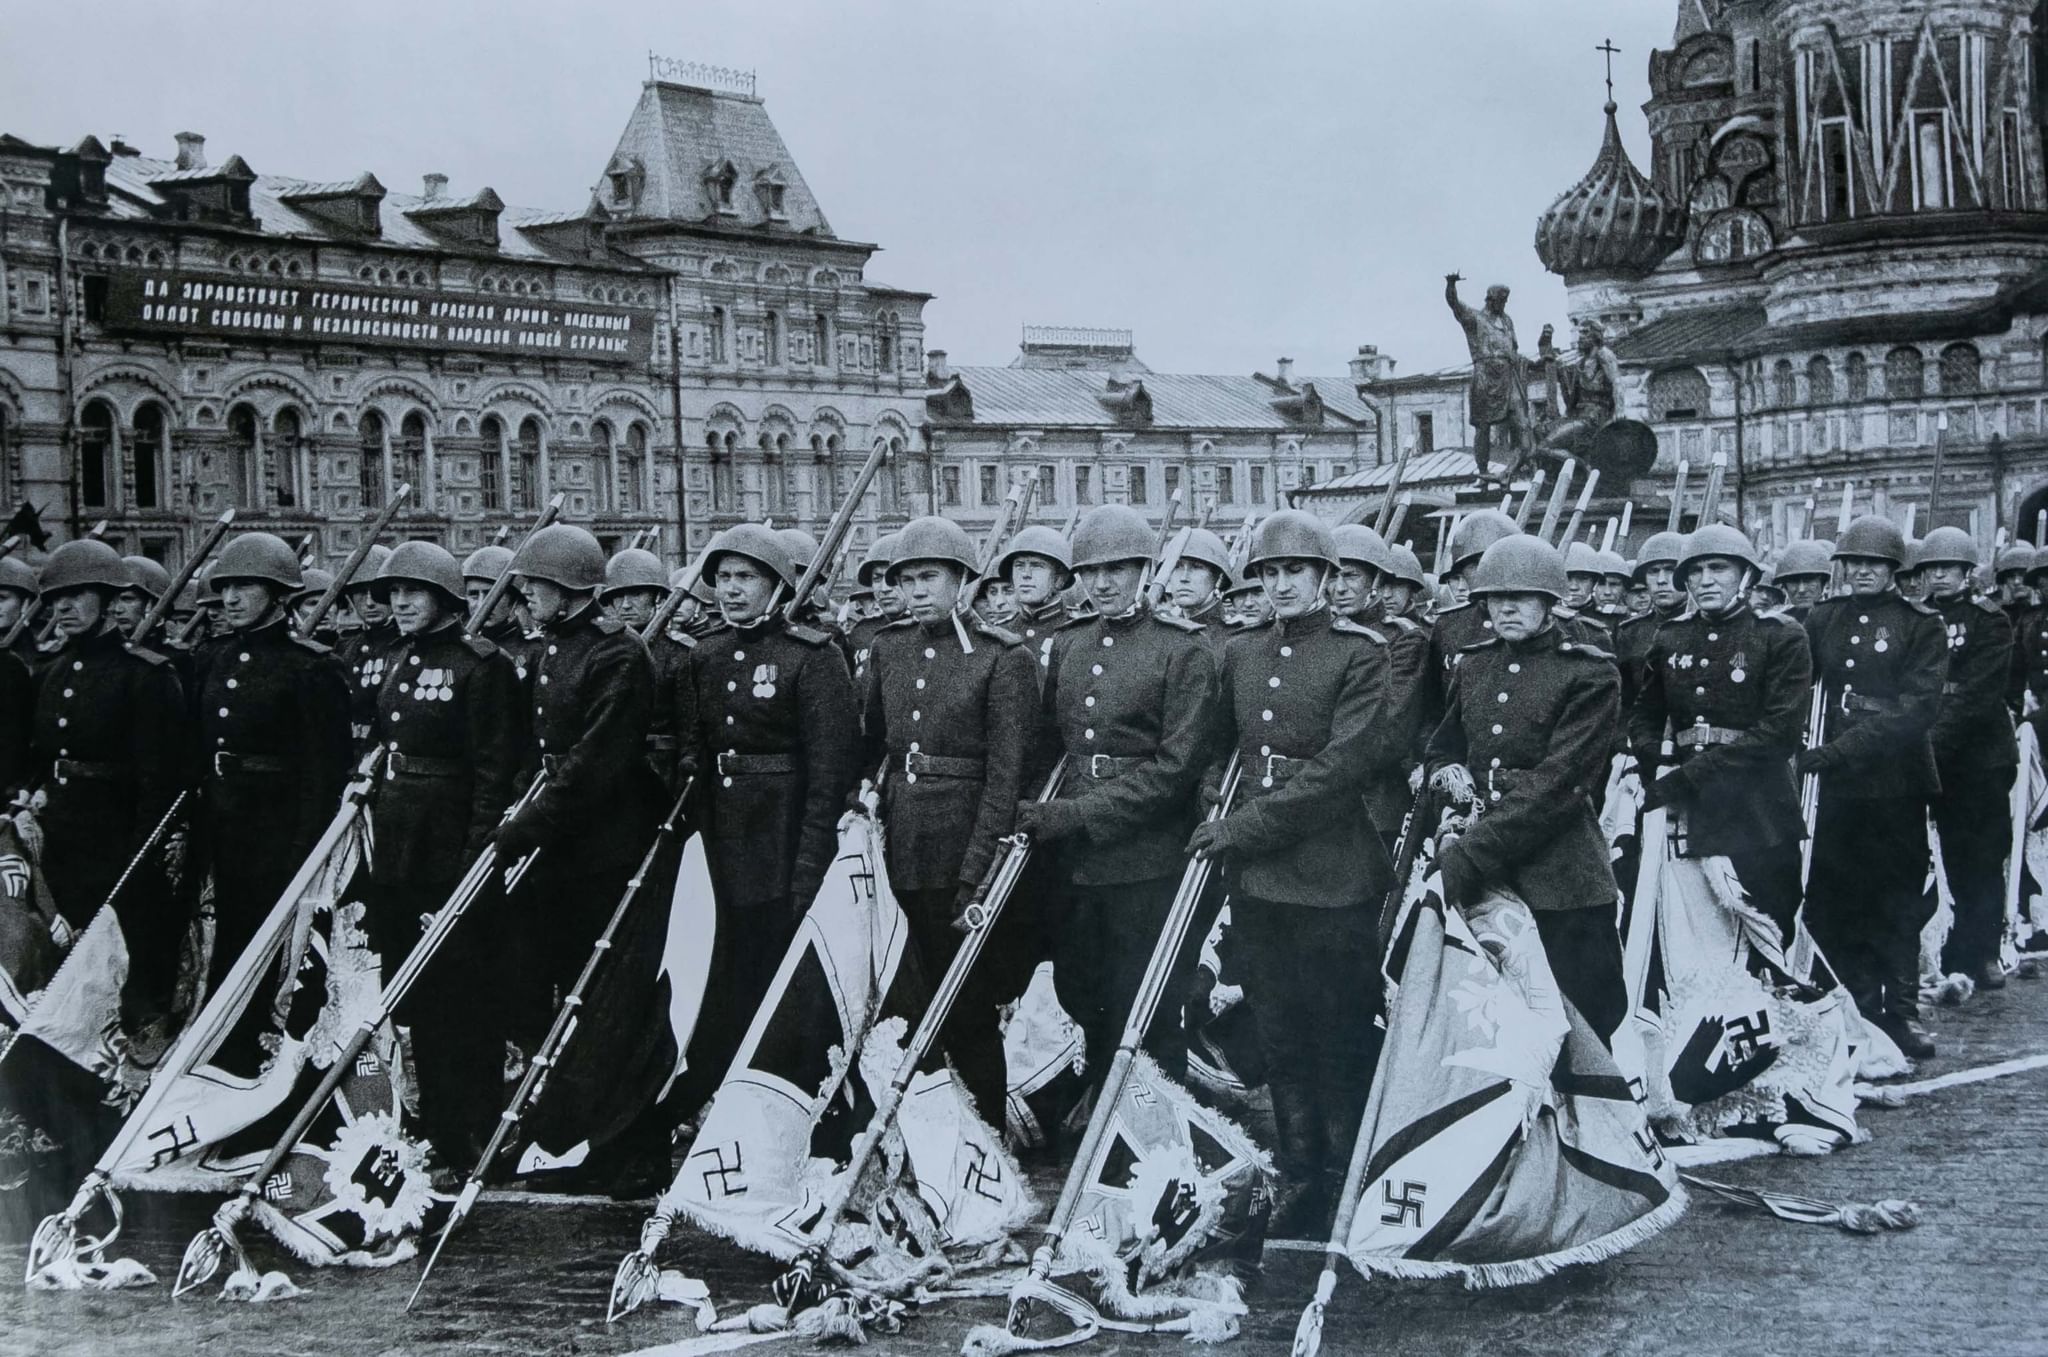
[1772,538,1836,622]
[1379,543,1428,624]
[602,547,690,793]
[1916,528,2018,991]
[675,524,859,1106]
[1160,526,1232,634]
[1015,506,1220,1112]
[1798,517,1948,1057]
[365,541,522,1166]
[1428,508,1519,699]
[860,516,1038,1116]
[996,525,1076,666]
[1223,577,1271,629]
[1993,543,2035,616]
[1425,534,1627,1043]
[1562,541,1604,617]
[672,566,723,643]
[288,568,338,642]
[1629,525,1812,943]
[971,571,1020,629]
[1594,547,1633,625]
[108,555,171,645]
[1331,523,1431,854]
[337,543,398,751]
[1615,531,1688,710]
[1895,539,1927,602]
[193,533,351,991]
[461,544,535,674]
[0,556,42,668]
[1186,509,1393,1234]
[845,531,902,684]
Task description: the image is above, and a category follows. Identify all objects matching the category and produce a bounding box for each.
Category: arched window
[1845,351,1870,401]
[273,409,303,508]
[1939,342,1983,395]
[764,310,782,366]
[623,423,648,514]
[514,417,544,512]
[131,403,166,510]
[875,439,899,516]
[1772,359,1797,408]
[358,410,386,509]
[227,403,263,509]
[79,399,115,509]
[708,307,727,364]
[479,415,506,511]
[761,432,788,516]
[1806,355,1835,406]
[877,317,896,373]
[591,419,616,512]
[1646,367,1711,421]
[710,430,736,512]
[1886,346,1925,398]
[397,412,428,504]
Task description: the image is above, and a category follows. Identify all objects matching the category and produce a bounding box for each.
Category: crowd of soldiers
[1,487,2039,1241]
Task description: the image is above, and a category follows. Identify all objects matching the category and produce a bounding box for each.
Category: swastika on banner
[1382,1179,1427,1228]
[146,1116,202,1169]
[692,1143,747,1198]
[962,1142,1006,1202]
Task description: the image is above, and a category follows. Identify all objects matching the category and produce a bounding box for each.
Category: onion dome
[1535,101,1688,278]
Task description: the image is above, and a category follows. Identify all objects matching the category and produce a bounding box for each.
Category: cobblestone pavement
[5,973,2045,1357]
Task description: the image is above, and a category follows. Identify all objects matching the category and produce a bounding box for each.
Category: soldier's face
[203,599,227,635]
[1922,563,1970,599]
[1483,592,1550,641]
[714,558,778,624]
[1644,564,1681,609]
[1332,562,1378,616]
[1258,559,1326,619]
[1240,591,1275,625]
[220,580,283,632]
[48,587,105,638]
[1839,557,1895,597]
[1167,561,1221,611]
[351,589,389,626]
[1444,566,1473,607]
[465,576,508,628]
[1381,579,1417,616]
[1998,572,2029,603]
[389,583,448,636]
[1784,574,1828,607]
[517,576,576,625]
[1009,556,1061,607]
[110,587,150,629]
[292,595,321,633]
[894,561,964,623]
[0,591,21,630]
[1077,560,1144,617]
[874,580,906,617]
[1626,583,1650,612]
[974,577,1017,626]
[606,588,659,630]
[1564,574,1597,608]
[1684,558,1747,613]
[1596,576,1627,608]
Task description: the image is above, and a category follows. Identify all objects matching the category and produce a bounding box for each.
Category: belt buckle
[52,759,70,786]
[903,750,919,785]
[212,750,232,778]
[714,750,735,786]
[1088,753,1113,779]
[1261,753,1287,789]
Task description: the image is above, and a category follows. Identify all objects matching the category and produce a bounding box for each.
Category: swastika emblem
[146,1116,202,1169]
[1381,1179,1427,1228]
[355,1051,381,1076]
[1633,1125,1667,1169]
[1721,1011,1772,1066]
[692,1143,747,1198]
[262,1173,293,1202]
[962,1142,1006,1202]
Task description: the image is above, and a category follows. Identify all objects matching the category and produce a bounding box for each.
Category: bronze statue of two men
[1445,274,1619,485]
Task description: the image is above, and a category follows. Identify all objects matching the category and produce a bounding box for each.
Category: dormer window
[704,160,739,213]
[605,154,645,209]
[755,167,789,220]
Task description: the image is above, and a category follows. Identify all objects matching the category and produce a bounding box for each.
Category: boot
[1882,960,1937,1059]
[1265,1087,1324,1242]
[1976,961,2008,992]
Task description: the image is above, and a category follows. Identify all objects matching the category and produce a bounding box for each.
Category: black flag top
[3,502,50,551]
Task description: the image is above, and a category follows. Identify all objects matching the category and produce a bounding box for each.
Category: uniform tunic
[1926,591,2018,973]
[643,629,693,795]
[338,620,402,751]
[1014,599,1068,672]
[1355,599,1432,841]
[0,647,33,796]
[1426,600,1492,702]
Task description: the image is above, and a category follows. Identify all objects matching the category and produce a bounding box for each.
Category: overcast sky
[4,0,1670,379]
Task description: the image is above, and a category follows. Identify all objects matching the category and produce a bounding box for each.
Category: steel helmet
[887,515,979,582]
[1595,548,1631,581]
[1833,515,1907,567]
[1070,506,1155,571]
[1331,523,1392,574]
[701,523,798,589]
[0,556,39,601]
[1678,523,1764,578]
[993,525,1076,589]
[1631,531,1685,579]
[1773,538,1835,581]
[214,531,304,590]
[195,562,221,604]
[1446,509,1519,573]
[777,529,821,577]
[1562,541,1605,578]
[1383,542,1427,590]
[295,566,336,601]
[1994,543,2036,578]
[122,555,172,599]
[511,524,606,592]
[1164,526,1232,577]
[462,543,515,584]
[857,532,902,588]
[375,540,464,602]
[601,547,668,599]
[343,543,393,595]
[671,564,717,605]
[1915,526,1979,570]
[1469,534,1570,601]
[1245,509,1338,574]
[40,539,130,595]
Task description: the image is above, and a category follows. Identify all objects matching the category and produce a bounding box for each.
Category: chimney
[173,131,206,171]
[422,172,448,202]
[926,349,950,383]
[1275,357,1294,386]
[1349,344,1395,384]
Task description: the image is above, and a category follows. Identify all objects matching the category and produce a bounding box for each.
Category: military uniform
[1426,599,1492,700]
[860,613,1039,1115]
[1026,602,1221,1097]
[1629,603,1812,938]
[1205,606,1393,1226]
[0,645,32,794]
[845,611,893,686]
[1014,598,1068,672]
[643,628,694,795]
[1355,597,1432,850]
[193,618,351,991]
[1800,591,1948,1032]
[1616,602,1687,713]
[368,620,522,1163]
[1426,625,1626,1040]
[1926,590,2018,978]
[338,619,402,751]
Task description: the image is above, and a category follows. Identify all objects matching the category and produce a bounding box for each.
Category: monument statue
[1444,274,1536,484]
[1539,319,1623,458]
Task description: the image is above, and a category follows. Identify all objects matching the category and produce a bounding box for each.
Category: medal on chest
[752,662,779,699]
[1729,650,1748,684]
[1947,622,1967,651]
[359,653,387,689]
[413,666,454,702]
[1874,625,1890,655]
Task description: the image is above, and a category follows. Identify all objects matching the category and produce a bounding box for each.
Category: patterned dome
[1535,102,1688,278]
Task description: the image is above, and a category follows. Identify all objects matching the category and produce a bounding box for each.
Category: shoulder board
[292,634,333,655]
[123,643,171,667]
[1560,639,1617,662]
[973,619,1025,646]
[1434,600,1472,616]
[1553,604,1580,619]
[787,621,834,647]
[462,633,499,659]
[1906,598,1941,617]
[1384,614,1423,634]
[1974,596,2005,616]
[1456,635,1503,654]
[1152,612,1205,634]
[673,630,698,650]
[1756,608,1798,625]
[1055,613,1097,632]
[595,617,627,635]
[1332,618,1388,644]
[880,617,919,633]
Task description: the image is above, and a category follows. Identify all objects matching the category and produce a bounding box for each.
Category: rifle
[299,483,414,636]
[1385,492,1413,546]
[1666,459,1690,534]
[1699,451,1728,523]
[1560,469,1600,549]
[641,546,710,644]
[1514,468,1546,530]
[1150,501,1217,613]
[1140,488,1187,608]
[0,534,20,563]
[463,493,563,637]
[1373,444,1414,537]
[961,477,1032,616]
[1536,458,1576,544]
[133,510,235,644]
[781,441,888,627]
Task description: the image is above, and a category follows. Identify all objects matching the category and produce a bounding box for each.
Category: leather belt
[902,751,985,782]
[1258,753,1306,789]
[645,734,679,753]
[385,752,465,779]
[1675,725,1743,749]
[52,758,127,785]
[1484,765,1526,805]
[1840,692,1896,715]
[717,751,796,777]
[211,751,290,778]
[1085,753,1145,780]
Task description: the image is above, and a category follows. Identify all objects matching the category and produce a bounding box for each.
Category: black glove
[1436,842,1479,910]
[493,809,545,861]
[1186,818,1237,861]
[1015,799,1085,844]
[1794,748,1826,777]
[951,880,988,934]
[1642,765,1687,811]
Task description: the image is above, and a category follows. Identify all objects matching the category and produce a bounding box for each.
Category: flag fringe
[1350,1186,1689,1290]
[247,1199,422,1269]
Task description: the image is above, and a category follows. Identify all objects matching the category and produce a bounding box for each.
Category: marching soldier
[1331,523,1430,854]
[972,571,1021,630]
[601,547,690,793]
[1994,543,2035,616]
[290,568,341,646]
[462,544,527,654]
[845,531,902,684]
[1594,548,1633,627]
[1016,507,1221,1099]
[1561,541,1605,620]
[1798,517,1948,1057]
[1425,534,1627,1042]
[1378,542,1428,625]
[1161,526,1232,636]
[669,566,722,643]
[193,533,351,991]
[364,542,522,1166]
[861,516,1038,1117]
[1615,530,1688,709]
[1629,525,1812,943]
[1222,577,1271,630]
[1916,528,2018,991]
[1771,538,1835,623]
[676,524,859,1106]
[0,556,42,668]
[996,525,1077,666]
[1428,509,1519,699]
[1186,509,1393,1235]
[338,543,398,751]
[108,555,171,646]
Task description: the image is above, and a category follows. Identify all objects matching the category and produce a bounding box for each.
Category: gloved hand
[950,880,988,934]
[1794,748,1826,777]
[1015,798,1086,844]
[1436,842,1479,911]
[1642,764,1686,811]
[493,809,546,862]
[1186,817,1238,861]
[1429,762,1477,807]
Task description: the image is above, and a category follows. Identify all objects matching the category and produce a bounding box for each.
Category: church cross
[1597,39,1621,104]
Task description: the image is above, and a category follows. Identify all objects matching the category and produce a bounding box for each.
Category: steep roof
[934,365,1373,433]
[598,80,831,234]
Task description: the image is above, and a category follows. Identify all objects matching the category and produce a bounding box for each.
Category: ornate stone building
[0,61,930,575]
[1537,0,2048,549]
